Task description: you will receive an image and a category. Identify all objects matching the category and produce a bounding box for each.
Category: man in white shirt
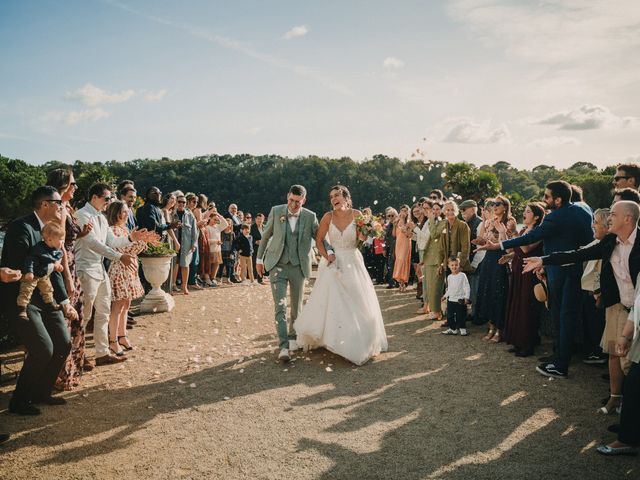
[75,183,158,366]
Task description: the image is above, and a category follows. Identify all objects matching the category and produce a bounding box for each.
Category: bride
[294,185,388,365]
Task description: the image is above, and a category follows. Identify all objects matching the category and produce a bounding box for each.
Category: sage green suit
[257,205,320,349]
[422,219,446,314]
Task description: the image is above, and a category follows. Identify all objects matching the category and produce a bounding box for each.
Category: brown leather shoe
[82,361,94,372]
[95,354,128,366]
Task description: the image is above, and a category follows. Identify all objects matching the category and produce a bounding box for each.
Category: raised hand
[130,227,161,244]
[0,267,22,283]
[475,240,500,251]
[53,261,64,272]
[522,257,543,274]
[79,221,93,238]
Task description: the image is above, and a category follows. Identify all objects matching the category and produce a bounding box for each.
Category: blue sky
[1,0,639,169]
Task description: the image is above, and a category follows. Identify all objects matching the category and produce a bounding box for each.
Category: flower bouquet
[355,214,385,248]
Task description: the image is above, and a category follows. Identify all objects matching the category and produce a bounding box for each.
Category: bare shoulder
[351,208,363,217]
[320,211,332,224]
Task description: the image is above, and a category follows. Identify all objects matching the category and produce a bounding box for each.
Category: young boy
[17,221,65,320]
[441,255,471,336]
[218,223,237,284]
[235,224,254,283]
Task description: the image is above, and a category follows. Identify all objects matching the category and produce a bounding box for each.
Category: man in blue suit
[479,180,593,378]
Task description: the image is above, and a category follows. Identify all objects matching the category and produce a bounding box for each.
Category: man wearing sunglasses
[613,163,640,191]
[1,186,78,415]
[75,183,160,367]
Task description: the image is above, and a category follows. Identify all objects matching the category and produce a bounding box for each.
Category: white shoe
[459,328,468,336]
[278,348,290,362]
[441,328,459,335]
[289,339,300,351]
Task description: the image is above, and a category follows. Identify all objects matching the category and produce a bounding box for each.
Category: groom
[256,185,332,362]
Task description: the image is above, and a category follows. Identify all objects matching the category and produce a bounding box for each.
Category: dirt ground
[1,277,638,479]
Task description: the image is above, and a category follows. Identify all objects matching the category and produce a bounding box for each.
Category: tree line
[0,153,617,224]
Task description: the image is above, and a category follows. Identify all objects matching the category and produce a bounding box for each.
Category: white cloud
[65,83,135,107]
[43,108,111,125]
[283,25,308,40]
[383,57,405,69]
[527,136,581,148]
[144,89,167,102]
[536,104,638,130]
[447,0,640,64]
[435,117,511,144]
[623,155,640,163]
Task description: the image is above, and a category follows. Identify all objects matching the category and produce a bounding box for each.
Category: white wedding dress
[294,220,388,365]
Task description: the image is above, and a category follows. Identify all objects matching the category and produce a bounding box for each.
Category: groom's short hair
[289,185,307,197]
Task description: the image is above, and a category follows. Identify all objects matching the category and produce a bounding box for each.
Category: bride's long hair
[329,185,353,208]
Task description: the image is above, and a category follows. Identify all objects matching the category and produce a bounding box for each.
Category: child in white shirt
[442,256,471,336]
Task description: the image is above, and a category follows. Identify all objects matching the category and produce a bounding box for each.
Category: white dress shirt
[444,272,471,302]
[75,202,131,280]
[287,210,299,232]
[413,220,430,251]
[610,228,637,308]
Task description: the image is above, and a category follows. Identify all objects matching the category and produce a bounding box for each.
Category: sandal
[483,329,495,341]
[109,340,125,357]
[490,331,502,343]
[598,394,622,415]
[118,335,134,351]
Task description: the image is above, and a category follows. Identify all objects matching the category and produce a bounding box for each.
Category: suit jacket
[256,205,319,278]
[136,202,167,236]
[543,228,640,309]
[250,223,263,251]
[235,234,254,257]
[466,214,482,261]
[0,213,68,308]
[502,202,593,280]
[422,219,446,266]
[438,218,472,272]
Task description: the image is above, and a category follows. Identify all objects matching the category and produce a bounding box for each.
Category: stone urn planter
[139,254,176,313]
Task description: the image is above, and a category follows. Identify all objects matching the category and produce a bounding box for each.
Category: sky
[1,0,639,170]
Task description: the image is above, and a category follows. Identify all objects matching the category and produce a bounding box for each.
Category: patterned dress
[108,225,146,301]
[55,209,85,391]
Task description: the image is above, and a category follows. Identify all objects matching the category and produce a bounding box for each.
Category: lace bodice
[328,221,357,250]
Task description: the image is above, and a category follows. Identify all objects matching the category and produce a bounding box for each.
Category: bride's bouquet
[355,213,385,248]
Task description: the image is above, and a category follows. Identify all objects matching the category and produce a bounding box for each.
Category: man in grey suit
[256,185,333,362]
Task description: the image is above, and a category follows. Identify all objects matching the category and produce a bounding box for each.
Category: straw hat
[534,280,548,308]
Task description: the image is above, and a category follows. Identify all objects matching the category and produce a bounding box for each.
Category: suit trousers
[580,292,605,356]
[78,271,112,357]
[619,361,640,445]
[11,304,70,403]
[547,265,582,373]
[239,255,254,282]
[270,262,304,349]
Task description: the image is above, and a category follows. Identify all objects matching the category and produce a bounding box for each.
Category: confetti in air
[419,175,424,181]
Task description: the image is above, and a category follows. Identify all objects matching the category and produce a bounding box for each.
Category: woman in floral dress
[105,200,147,355]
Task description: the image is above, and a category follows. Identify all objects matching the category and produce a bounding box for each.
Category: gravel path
[1,280,637,479]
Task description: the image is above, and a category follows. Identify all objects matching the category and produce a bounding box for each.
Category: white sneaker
[441,328,459,335]
[459,328,468,336]
[289,339,300,351]
[278,348,290,362]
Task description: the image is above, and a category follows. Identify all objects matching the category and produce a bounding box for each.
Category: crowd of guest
[2,164,640,456]
[357,164,640,456]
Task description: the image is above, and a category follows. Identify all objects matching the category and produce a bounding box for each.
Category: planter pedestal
[139,255,175,313]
